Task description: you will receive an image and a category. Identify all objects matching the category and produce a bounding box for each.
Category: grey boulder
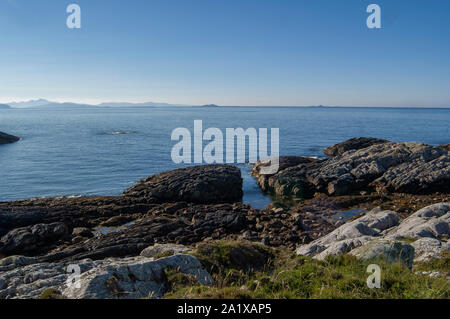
[0,254,212,299]
[386,202,449,239]
[140,244,192,258]
[62,255,213,299]
[323,137,389,157]
[295,209,400,260]
[411,238,449,262]
[350,240,415,269]
[296,203,449,266]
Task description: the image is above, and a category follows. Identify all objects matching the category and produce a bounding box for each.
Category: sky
[0,0,450,107]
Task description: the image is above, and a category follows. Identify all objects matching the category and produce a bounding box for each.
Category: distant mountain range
[0,103,11,109]
[4,99,192,109]
[97,102,188,107]
[8,99,55,108]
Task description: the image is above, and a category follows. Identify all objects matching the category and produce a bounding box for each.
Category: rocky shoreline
[252,137,450,198]
[0,138,448,299]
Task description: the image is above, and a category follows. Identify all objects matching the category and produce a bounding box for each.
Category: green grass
[163,241,449,299]
[396,237,419,244]
[39,288,66,299]
[154,250,175,259]
[192,240,274,275]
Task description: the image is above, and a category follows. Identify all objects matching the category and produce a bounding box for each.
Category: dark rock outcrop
[323,137,389,157]
[253,139,450,199]
[0,222,69,255]
[37,203,253,262]
[251,156,319,195]
[0,196,155,238]
[124,164,243,204]
[0,197,335,262]
[0,131,20,145]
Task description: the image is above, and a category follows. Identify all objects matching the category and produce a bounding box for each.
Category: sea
[1,106,449,208]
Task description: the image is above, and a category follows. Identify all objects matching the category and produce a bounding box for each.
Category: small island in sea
[0,131,20,144]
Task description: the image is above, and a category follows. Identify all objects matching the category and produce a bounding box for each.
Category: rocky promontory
[252,138,450,199]
[0,131,20,145]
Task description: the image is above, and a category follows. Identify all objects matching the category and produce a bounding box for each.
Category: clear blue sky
[1,0,449,107]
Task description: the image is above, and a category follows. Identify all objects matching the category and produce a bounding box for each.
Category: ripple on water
[103,131,135,135]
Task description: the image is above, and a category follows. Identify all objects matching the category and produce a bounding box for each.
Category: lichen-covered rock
[0,254,212,299]
[384,203,449,262]
[311,142,449,195]
[386,202,449,239]
[0,131,20,145]
[251,156,318,193]
[0,255,39,272]
[350,240,415,269]
[296,203,449,266]
[62,255,212,299]
[140,244,192,258]
[411,238,449,262]
[254,140,450,198]
[323,137,389,157]
[371,150,450,194]
[0,256,71,299]
[251,158,321,199]
[124,164,243,204]
[295,209,400,259]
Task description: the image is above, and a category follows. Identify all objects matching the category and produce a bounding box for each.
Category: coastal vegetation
[164,241,449,299]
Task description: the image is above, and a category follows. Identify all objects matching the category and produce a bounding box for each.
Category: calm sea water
[0,106,449,208]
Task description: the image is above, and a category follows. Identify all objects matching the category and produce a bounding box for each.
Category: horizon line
[1,99,449,109]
